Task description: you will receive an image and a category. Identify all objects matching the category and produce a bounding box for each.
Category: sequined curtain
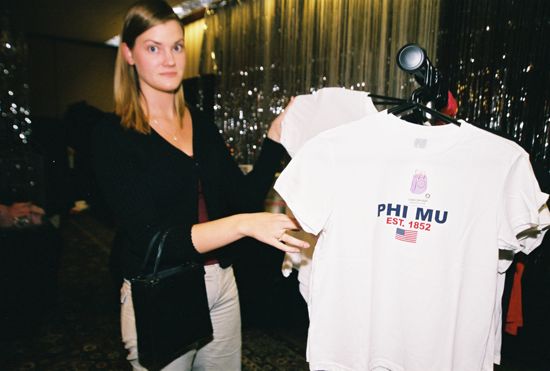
[198,0,441,163]
[438,0,550,173]
[0,14,42,205]
[0,14,32,149]
[183,19,206,79]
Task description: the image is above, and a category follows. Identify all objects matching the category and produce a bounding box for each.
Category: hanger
[368,93,406,106]
[369,44,461,126]
[388,100,461,126]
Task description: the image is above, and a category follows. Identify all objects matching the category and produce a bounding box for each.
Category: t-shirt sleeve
[498,153,550,256]
[274,135,336,235]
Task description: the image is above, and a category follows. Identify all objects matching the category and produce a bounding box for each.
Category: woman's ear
[121,42,135,65]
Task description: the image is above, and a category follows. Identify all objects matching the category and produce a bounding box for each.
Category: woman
[92,1,308,369]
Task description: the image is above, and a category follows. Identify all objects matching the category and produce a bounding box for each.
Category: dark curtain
[438,0,550,179]
[437,1,550,365]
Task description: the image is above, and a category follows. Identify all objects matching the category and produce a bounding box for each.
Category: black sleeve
[206,119,287,213]
[91,117,201,271]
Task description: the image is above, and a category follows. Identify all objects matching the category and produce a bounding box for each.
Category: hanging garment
[280,87,378,301]
[280,208,317,301]
[274,110,550,371]
[505,261,526,335]
[281,87,378,157]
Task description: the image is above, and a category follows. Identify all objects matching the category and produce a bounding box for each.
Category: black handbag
[131,229,213,370]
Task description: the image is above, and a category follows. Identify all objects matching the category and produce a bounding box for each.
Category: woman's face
[123,20,185,94]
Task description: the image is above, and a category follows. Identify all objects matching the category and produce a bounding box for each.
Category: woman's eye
[148,45,158,52]
[174,44,184,52]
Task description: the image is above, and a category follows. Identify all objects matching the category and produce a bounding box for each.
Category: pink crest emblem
[410,170,427,194]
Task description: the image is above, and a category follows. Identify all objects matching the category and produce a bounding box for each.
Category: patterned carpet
[0,213,308,370]
[1,212,548,370]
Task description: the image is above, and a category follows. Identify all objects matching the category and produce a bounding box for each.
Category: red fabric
[505,261,525,336]
[441,91,458,117]
[198,180,218,265]
[198,180,209,223]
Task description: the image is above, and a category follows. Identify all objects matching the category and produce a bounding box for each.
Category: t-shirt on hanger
[280,87,378,157]
[280,87,379,300]
[275,110,550,371]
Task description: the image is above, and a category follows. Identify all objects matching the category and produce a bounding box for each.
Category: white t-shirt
[280,87,378,300]
[274,111,550,371]
[281,87,378,157]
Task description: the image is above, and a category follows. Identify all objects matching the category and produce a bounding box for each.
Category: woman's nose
[163,49,176,65]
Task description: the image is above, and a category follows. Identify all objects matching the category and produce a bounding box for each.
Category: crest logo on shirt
[410,170,427,194]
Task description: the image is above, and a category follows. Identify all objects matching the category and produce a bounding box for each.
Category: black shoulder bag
[130,229,213,370]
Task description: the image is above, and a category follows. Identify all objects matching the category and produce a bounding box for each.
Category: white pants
[120,264,242,371]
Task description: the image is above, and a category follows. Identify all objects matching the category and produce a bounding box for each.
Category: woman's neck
[140,85,178,120]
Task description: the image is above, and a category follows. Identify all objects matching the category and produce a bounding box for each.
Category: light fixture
[396,43,438,88]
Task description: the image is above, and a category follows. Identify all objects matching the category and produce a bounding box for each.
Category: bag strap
[138,229,170,276]
[151,229,171,275]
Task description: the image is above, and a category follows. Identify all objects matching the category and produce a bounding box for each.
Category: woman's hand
[191,210,309,254]
[239,211,309,253]
[0,202,45,228]
[267,97,295,143]
[29,204,46,225]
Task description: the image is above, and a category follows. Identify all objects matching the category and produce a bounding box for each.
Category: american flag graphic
[395,228,418,243]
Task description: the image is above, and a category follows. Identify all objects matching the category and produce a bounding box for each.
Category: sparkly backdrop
[437,0,549,173]
[0,14,32,149]
[2,0,548,173]
[199,0,442,163]
[0,15,43,206]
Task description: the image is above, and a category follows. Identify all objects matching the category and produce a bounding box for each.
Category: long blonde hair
[114,0,186,133]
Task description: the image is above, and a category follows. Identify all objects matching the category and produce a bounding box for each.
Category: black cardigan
[92,108,285,278]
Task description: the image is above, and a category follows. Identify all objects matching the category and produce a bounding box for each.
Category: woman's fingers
[29,205,45,225]
[30,205,46,215]
[249,212,309,252]
[279,232,309,249]
[29,213,43,225]
[10,203,31,217]
[270,216,310,253]
[272,240,302,253]
[6,203,45,226]
[278,213,302,230]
